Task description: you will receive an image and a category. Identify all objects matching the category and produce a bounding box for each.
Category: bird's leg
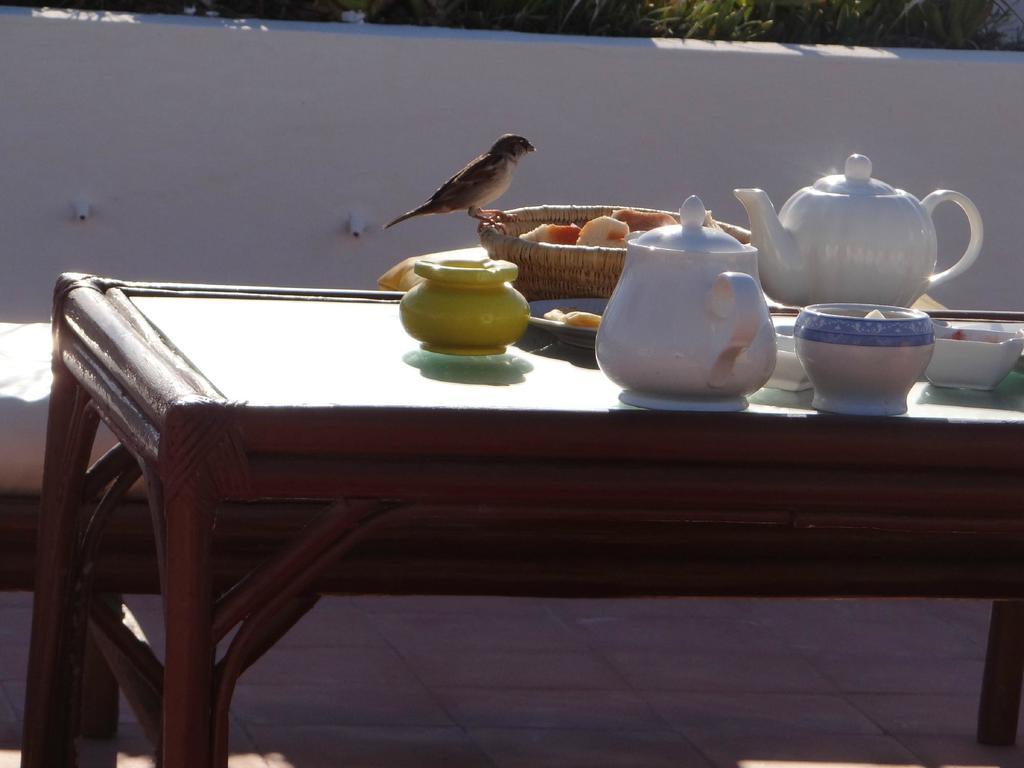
[469,207,514,224]
[480,208,513,223]
[470,207,513,234]
[476,219,506,235]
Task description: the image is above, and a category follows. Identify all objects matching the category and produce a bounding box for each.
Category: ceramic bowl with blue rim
[794,304,934,416]
[795,304,934,347]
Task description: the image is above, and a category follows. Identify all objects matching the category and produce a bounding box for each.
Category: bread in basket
[478,205,751,301]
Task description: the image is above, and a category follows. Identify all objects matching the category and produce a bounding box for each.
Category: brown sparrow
[384,134,535,229]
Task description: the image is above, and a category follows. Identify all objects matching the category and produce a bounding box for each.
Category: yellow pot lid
[413,254,518,285]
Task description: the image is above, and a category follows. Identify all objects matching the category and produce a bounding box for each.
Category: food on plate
[945,328,1019,343]
[564,311,602,328]
[577,216,629,248]
[520,223,582,245]
[542,308,602,328]
[611,208,676,231]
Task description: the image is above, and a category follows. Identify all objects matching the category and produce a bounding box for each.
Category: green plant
[362,0,1021,49]
[736,0,1007,48]
[8,0,1019,48]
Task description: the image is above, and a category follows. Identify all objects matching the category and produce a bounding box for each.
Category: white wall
[1,8,1022,321]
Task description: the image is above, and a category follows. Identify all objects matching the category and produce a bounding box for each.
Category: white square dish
[926,322,1024,391]
[765,317,811,392]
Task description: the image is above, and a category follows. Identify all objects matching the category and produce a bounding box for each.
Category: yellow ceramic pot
[399,254,529,355]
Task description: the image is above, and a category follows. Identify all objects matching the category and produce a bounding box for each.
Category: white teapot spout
[734,188,806,306]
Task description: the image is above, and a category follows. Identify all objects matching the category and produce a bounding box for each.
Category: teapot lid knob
[844,153,873,181]
[679,195,707,228]
[635,193,747,252]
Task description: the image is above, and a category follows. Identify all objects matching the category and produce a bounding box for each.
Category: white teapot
[734,154,983,307]
[596,196,776,411]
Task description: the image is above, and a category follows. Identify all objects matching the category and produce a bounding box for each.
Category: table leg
[21,372,100,768]
[978,599,1024,745]
[73,465,140,743]
[161,483,216,768]
[80,625,120,738]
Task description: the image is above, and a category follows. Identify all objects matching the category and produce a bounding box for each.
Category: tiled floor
[3,592,1024,767]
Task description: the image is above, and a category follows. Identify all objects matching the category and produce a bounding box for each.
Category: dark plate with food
[527,298,608,349]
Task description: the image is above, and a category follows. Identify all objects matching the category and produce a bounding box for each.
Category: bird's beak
[526,141,536,152]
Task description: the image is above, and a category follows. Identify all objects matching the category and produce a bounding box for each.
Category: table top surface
[130,294,1024,424]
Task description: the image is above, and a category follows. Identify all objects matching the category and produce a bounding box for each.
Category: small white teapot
[596,196,776,411]
[734,154,983,307]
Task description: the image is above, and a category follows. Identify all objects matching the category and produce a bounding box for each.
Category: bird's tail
[384,204,431,229]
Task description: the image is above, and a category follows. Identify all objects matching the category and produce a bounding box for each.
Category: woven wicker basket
[479,204,751,301]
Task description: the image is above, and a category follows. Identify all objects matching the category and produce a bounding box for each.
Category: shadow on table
[917,372,1024,412]
[402,349,534,385]
[748,387,814,409]
[514,326,599,370]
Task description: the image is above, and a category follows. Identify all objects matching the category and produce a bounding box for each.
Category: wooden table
[21,274,1024,767]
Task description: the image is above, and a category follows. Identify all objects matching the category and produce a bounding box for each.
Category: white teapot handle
[706,271,760,389]
[922,190,984,291]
